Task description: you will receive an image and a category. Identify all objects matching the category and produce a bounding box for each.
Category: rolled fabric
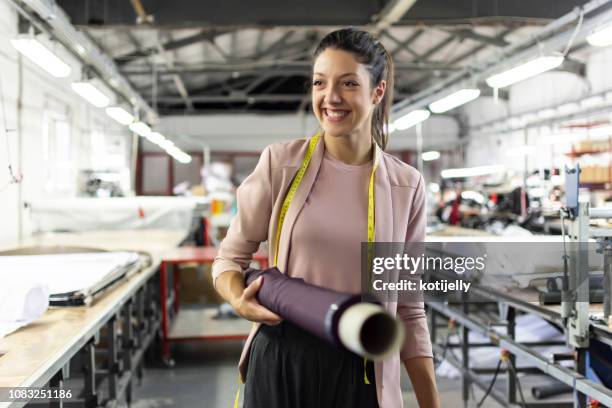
[245,267,404,361]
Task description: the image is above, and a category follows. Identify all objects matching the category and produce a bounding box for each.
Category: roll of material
[245,267,404,360]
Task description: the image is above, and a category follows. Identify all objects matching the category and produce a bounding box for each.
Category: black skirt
[243,321,379,408]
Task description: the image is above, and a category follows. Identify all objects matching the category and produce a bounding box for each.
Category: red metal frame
[159,247,269,362]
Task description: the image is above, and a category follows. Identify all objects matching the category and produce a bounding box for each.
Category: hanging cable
[435,319,456,368]
[0,75,23,192]
[476,359,502,408]
[506,355,528,408]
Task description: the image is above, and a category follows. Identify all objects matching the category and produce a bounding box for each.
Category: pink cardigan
[213,137,433,408]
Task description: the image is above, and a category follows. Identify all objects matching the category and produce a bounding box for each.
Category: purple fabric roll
[245,267,369,346]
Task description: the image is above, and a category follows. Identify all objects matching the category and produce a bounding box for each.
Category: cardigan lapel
[373,143,393,244]
[275,136,325,273]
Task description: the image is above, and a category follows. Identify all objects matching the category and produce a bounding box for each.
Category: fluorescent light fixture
[129,121,152,136]
[158,139,175,150]
[538,108,556,119]
[586,23,612,47]
[10,37,71,78]
[429,89,480,114]
[485,54,564,89]
[557,102,580,114]
[394,109,431,130]
[441,165,505,179]
[521,113,538,123]
[71,81,110,108]
[385,122,397,134]
[590,125,612,138]
[145,131,166,144]
[105,107,134,125]
[580,95,606,108]
[422,151,440,161]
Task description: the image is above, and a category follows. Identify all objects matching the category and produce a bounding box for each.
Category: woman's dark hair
[313,27,394,150]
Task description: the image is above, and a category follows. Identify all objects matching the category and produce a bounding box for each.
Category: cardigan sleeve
[212,146,273,288]
[397,174,434,360]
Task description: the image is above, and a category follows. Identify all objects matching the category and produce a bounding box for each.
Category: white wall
[0,1,129,246]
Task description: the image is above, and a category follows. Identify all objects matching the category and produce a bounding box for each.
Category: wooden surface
[161,246,268,264]
[0,229,187,390]
[169,308,252,341]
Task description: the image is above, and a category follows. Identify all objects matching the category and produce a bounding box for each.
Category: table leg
[173,264,180,314]
[159,262,173,366]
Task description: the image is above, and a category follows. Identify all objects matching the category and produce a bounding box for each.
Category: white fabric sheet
[0,282,49,340]
[0,252,139,295]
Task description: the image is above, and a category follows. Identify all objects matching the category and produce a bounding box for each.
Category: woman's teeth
[325,109,349,120]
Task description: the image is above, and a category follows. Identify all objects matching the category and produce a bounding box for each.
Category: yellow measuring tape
[234,134,378,406]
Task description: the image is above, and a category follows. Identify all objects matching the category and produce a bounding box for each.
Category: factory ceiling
[52,0,592,115]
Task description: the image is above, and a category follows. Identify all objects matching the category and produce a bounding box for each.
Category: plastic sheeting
[29,196,209,233]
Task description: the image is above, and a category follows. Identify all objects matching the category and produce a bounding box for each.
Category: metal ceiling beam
[253,30,295,59]
[446,28,510,47]
[145,93,410,104]
[116,29,228,65]
[382,30,421,59]
[154,33,193,110]
[416,34,456,61]
[371,0,419,31]
[121,60,461,76]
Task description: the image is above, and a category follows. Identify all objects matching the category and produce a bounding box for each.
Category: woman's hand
[216,271,282,326]
[232,276,283,325]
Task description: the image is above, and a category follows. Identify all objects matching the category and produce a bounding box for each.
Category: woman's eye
[312,80,323,86]
[344,81,358,87]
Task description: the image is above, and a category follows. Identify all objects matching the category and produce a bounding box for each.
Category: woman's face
[312,48,385,139]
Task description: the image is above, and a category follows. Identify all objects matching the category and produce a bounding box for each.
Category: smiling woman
[213,27,439,408]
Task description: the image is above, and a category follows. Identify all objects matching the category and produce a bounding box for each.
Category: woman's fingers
[251,303,282,324]
[242,276,263,299]
[234,276,283,324]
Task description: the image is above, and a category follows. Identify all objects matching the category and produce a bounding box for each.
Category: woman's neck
[323,131,373,165]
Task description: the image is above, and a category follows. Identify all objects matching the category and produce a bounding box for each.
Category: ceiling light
[590,125,612,138]
[10,37,71,78]
[71,81,110,108]
[422,151,440,161]
[129,121,152,137]
[557,102,580,114]
[586,23,612,47]
[441,165,505,179]
[385,122,397,134]
[580,95,606,108]
[538,108,556,119]
[429,89,481,114]
[485,54,564,89]
[158,139,175,150]
[145,131,165,144]
[105,107,134,125]
[393,109,431,130]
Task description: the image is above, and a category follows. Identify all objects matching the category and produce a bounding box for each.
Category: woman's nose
[326,85,342,104]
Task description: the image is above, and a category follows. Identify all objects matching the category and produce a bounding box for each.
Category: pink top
[288,150,371,293]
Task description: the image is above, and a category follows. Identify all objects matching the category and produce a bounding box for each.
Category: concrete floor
[128,341,527,408]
